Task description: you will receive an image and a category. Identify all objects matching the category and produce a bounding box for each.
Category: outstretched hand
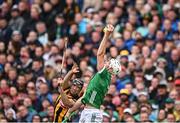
[57,77,64,87]
[71,63,79,74]
[103,24,114,36]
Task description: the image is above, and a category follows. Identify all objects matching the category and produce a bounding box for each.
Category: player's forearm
[97,34,109,56]
[62,70,73,89]
[60,89,74,108]
[68,97,83,113]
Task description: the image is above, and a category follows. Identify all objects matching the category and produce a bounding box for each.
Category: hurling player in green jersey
[65,24,121,123]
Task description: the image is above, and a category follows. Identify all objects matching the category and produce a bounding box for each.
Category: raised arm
[61,63,79,90]
[58,83,75,108]
[97,24,114,71]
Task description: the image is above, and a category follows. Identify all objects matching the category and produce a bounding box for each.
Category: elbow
[63,102,74,108]
[97,52,104,57]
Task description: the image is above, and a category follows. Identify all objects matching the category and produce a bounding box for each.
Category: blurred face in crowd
[39,83,49,95]
[27,82,35,92]
[165,102,174,110]
[164,19,171,31]
[36,22,46,34]
[47,105,54,117]
[0,42,5,52]
[1,2,10,13]
[169,90,178,100]
[32,60,42,71]
[11,10,19,18]
[18,105,28,118]
[114,6,123,18]
[151,77,159,88]
[0,18,8,29]
[92,31,101,43]
[23,97,32,107]
[128,61,136,72]
[138,94,148,103]
[55,16,64,25]
[144,58,153,69]
[130,102,138,114]
[148,22,156,34]
[129,14,137,25]
[108,84,116,95]
[27,31,38,42]
[10,86,18,97]
[166,113,176,123]
[125,83,133,94]
[175,102,180,111]
[12,33,22,42]
[70,24,78,34]
[140,112,149,122]
[35,47,43,57]
[31,6,40,18]
[80,60,88,72]
[75,13,82,23]
[171,49,179,62]
[156,30,164,41]
[0,53,6,65]
[158,109,166,121]
[20,47,30,62]
[158,87,167,96]
[135,76,144,84]
[52,78,58,89]
[110,46,118,58]
[32,115,41,123]
[123,30,131,40]
[4,63,12,73]
[6,109,14,120]
[72,45,80,56]
[17,75,26,86]
[115,38,124,48]
[126,116,135,123]
[42,99,50,109]
[136,83,145,92]
[8,69,17,81]
[43,2,52,12]
[131,45,140,55]
[0,79,9,89]
[102,0,112,10]
[155,43,163,55]
[151,50,159,62]
[18,1,28,12]
[142,46,150,58]
[7,54,15,63]
[28,90,37,101]
[52,92,59,103]
[3,97,12,109]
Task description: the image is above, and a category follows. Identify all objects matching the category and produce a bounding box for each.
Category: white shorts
[79,108,103,123]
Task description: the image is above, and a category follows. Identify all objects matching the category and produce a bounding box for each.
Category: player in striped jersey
[53,64,84,122]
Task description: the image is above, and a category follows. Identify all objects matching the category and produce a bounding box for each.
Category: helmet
[109,58,121,75]
[72,79,84,88]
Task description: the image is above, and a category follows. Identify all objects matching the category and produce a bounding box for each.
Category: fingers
[106,24,114,32]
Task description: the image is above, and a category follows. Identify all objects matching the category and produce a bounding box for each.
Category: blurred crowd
[0,0,179,122]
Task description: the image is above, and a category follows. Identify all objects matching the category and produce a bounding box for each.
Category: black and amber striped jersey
[53,89,78,122]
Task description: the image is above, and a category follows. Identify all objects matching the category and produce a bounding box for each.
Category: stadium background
[0,0,179,122]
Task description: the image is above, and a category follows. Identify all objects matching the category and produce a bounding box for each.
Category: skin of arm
[97,25,114,71]
[59,86,75,108]
[65,96,83,118]
[61,63,79,90]
[57,64,79,107]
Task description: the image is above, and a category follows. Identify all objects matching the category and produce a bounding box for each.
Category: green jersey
[81,67,111,109]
